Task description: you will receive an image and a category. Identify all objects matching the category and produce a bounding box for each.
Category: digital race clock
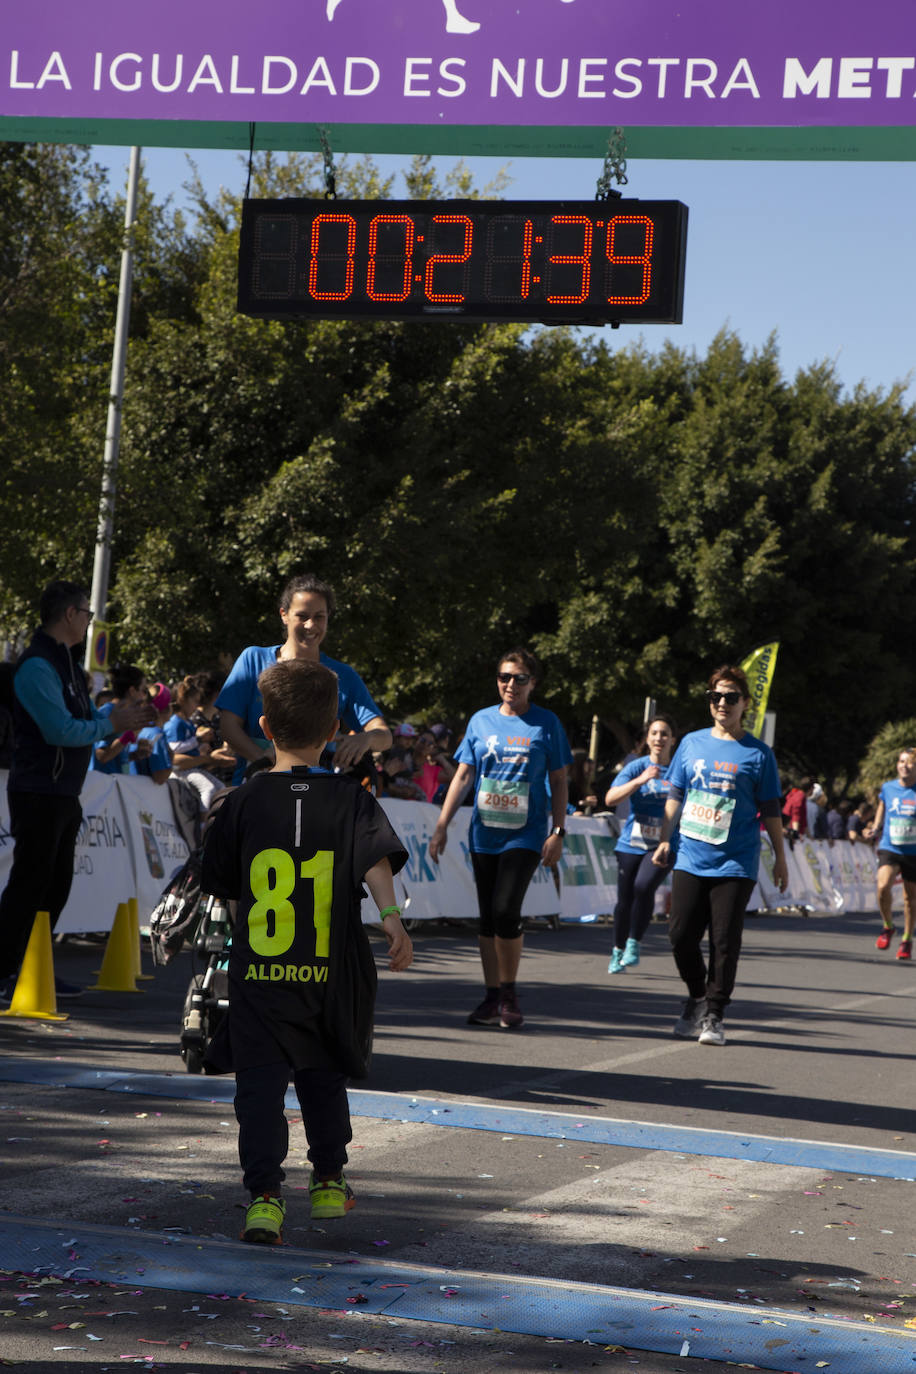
[237,198,687,326]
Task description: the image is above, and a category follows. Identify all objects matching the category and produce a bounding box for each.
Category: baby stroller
[147,789,234,1073]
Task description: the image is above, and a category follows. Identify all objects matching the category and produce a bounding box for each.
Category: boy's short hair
[258,660,339,749]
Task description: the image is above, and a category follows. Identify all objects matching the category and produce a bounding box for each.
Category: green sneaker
[242,1193,285,1244]
[309,1172,356,1219]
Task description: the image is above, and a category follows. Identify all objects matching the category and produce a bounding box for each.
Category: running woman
[604,714,677,973]
[652,665,788,1046]
[864,748,916,960]
[429,648,572,1029]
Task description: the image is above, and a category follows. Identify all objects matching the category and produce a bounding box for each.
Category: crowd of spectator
[777,773,876,846]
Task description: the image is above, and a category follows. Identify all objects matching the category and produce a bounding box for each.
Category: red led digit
[367,214,415,302]
[606,215,654,305]
[425,215,473,304]
[519,219,533,297]
[546,215,593,305]
[308,213,356,301]
[483,218,534,302]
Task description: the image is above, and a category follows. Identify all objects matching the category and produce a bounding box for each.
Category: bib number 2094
[248,847,333,958]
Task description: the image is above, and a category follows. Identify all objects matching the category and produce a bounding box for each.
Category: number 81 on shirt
[248,848,333,958]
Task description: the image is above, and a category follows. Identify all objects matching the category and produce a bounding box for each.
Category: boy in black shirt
[201,659,411,1244]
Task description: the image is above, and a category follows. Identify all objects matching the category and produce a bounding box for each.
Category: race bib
[630,815,661,849]
[889,815,916,848]
[478,778,530,829]
[680,789,735,845]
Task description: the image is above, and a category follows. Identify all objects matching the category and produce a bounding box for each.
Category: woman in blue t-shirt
[651,664,788,1047]
[217,573,391,782]
[604,714,677,974]
[864,748,916,959]
[429,648,572,1031]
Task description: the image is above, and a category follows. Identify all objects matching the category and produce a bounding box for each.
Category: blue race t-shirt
[89,702,117,773]
[217,645,382,740]
[456,702,573,855]
[878,779,916,856]
[89,701,136,775]
[667,728,781,880]
[163,713,200,757]
[614,754,677,855]
[130,725,172,778]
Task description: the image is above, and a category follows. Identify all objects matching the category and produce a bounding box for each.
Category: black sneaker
[673,996,706,1038]
[467,995,501,1026]
[53,977,83,1000]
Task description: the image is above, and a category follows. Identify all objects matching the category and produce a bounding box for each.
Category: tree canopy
[1,142,915,790]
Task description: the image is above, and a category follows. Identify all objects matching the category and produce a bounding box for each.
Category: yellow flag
[740,642,779,737]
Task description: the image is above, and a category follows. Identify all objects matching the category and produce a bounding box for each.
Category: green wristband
[379,904,401,921]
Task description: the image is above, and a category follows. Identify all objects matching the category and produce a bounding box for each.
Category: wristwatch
[551,825,566,838]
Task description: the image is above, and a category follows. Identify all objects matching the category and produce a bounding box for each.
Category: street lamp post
[85,144,141,673]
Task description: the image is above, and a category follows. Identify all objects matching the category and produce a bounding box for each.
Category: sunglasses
[706,689,742,706]
[498,672,531,685]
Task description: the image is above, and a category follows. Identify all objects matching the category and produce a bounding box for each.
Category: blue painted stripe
[346,1089,916,1181]
[1,1060,914,1180]
[2,1216,914,1374]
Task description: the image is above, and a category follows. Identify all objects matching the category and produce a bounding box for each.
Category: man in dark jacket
[0,581,150,998]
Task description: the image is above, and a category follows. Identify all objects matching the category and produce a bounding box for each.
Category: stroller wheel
[183,1044,205,1074]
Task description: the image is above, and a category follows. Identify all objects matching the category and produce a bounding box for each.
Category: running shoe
[620,938,641,968]
[499,991,524,1029]
[698,1013,727,1046]
[876,925,895,950]
[309,1173,356,1219]
[242,1193,285,1244]
[608,948,626,974]
[467,995,501,1025]
[53,977,83,999]
[673,996,706,1038]
[897,939,912,961]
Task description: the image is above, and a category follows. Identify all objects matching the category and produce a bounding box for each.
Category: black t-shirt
[200,766,407,1076]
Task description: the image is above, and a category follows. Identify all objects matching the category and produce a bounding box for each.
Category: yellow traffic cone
[128,897,154,981]
[89,902,142,993]
[0,911,68,1021]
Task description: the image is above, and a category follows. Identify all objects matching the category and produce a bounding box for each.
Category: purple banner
[4,0,915,129]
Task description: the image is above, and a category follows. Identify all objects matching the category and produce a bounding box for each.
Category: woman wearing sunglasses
[652,665,788,1046]
[429,648,572,1029]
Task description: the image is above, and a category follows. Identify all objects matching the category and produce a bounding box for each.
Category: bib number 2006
[248,847,333,958]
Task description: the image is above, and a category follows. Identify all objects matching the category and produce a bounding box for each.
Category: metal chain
[244,121,256,200]
[595,128,628,201]
[317,126,337,200]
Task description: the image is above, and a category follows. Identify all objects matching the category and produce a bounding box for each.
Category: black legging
[667,870,756,1017]
[470,848,541,939]
[613,849,670,947]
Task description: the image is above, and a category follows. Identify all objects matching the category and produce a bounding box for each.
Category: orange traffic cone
[128,897,153,981]
[89,902,142,993]
[0,911,68,1021]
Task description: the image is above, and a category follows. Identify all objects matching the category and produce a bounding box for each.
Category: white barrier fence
[0,771,192,934]
[756,831,888,914]
[0,773,892,931]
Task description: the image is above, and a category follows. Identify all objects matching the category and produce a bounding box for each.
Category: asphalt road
[1,907,915,1373]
